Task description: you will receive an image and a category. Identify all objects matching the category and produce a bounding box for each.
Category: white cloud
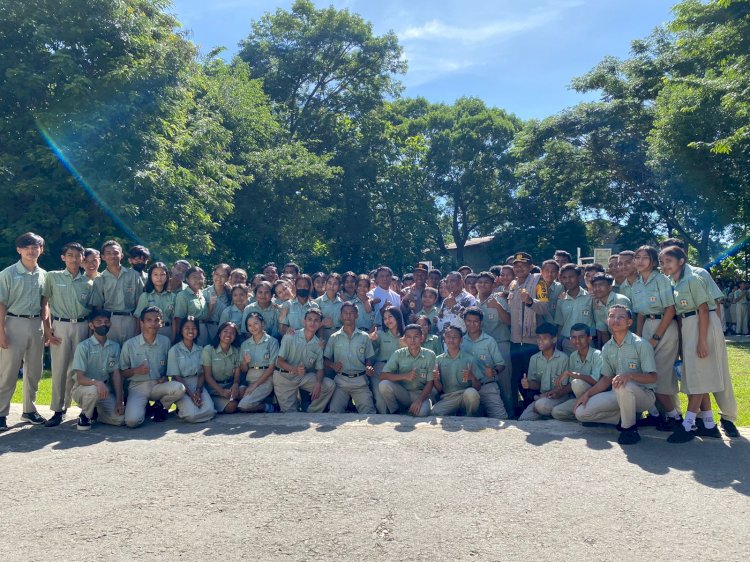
[400,12,554,43]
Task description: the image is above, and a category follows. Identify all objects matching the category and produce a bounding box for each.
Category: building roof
[445,236,495,251]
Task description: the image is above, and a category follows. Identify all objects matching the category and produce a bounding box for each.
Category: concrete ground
[1,404,748,561]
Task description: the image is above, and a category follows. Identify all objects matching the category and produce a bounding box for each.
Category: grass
[11,343,750,426]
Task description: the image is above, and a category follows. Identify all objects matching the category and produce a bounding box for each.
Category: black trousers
[510,342,539,413]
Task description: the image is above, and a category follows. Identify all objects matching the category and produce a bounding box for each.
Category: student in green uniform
[42,242,92,426]
[173,266,208,343]
[416,287,440,334]
[551,324,603,421]
[0,232,50,429]
[616,251,637,301]
[168,317,216,423]
[461,307,508,419]
[431,325,481,417]
[554,263,594,354]
[220,285,250,327]
[632,245,681,430]
[540,260,565,323]
[120,306,185,427]
[202,321,244,414]
[660,246,727,443]
[315,273,344,342]
[241,281,282,340]
[591,273,632,345]
[280,274,320,335]
[324,302,377,414]
[416,315,443,356]
[379,324,436,417]
[574,305,657,445]
[70,310,126,430]
[274,309,335,413]
[83,248,101,281]
[262,263,279,284]
[229,268,248,287]
[518,323,570,420]
[203,264,231,343]
[134,262,175,339]
[127,245,150,282]
[369,306,405,414]
[90,240,144,345]
[311,272,326,300]
[583,263,605,294]
[237,312,279,413]
[351,274,377,332]
[340,271,358,302]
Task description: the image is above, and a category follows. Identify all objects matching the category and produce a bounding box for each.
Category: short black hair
[403,323,423,336]
[463,306,483,321]
[140,306,163,320]
[535,322,558,337]
[15,232,44,248]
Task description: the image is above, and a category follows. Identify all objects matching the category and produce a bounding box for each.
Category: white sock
[666,409,679,419]
[683,411,697,432]
[701,410,716,429]
[648,407,659,417]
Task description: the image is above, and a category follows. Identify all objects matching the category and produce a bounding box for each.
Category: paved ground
[1,405,748,561]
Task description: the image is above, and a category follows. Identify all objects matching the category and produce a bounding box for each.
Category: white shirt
[368,286,401,314]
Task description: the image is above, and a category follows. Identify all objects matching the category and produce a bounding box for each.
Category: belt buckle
[70,318,78,324]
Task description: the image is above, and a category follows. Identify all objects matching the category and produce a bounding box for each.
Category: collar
[15,261,41,275]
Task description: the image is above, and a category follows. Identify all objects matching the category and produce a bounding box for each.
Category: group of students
[721,280,749,336]
[0,232,740,446]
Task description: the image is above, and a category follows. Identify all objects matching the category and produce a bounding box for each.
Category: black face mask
[94,325,110,336]
[132,263,146,273]
[296,289,310,298]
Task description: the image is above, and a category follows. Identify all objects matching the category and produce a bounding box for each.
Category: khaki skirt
[642,318,679,395]
[679,312,726,395]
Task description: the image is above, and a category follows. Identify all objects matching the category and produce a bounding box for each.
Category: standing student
[732,281,749,335]
[89,240,144,345]
[551,324,603,421]
[203,264,231,343]
[340,271,358,302]
[237,312,279,413]
[134,262,176,339]
[574,305,657,445]
[311,272,327,300]
[518,323,570,421]
[202,321,244,414]
[127,245,151,282]
[279,274,320,334]
[324,302,377,414]
[273,309,335,413]
[173,266,208,343]
[591,273,631,345]
[316,273,344,342]
[119,306,185,427]
[220,285,250,327]
[540,260,565,323]
[431,325,481,417]
[659,246,727,443]
[229,268,248,287]
[352,274,377,332]
[554,263,594,354]
[368,306,405,414]
[168,317,216,423]
[41,242,92,426]
[82,248,101,281]
[168,260,191,293]
[631,245,681,430]
[261,263,279,284]
[616,251,637,301]
[0,232,50,428]
[379,324,436,417]
[241,281,282,340]
[70,310,126,430]
[553,250,572,268]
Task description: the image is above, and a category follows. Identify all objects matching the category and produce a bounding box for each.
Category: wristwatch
[652,334,662,341]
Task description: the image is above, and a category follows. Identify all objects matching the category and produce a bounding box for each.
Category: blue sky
[169,0,676,120]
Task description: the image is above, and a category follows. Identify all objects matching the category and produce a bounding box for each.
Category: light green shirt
[240,333,279,368]
[422,334,443,356]
[119,333,171,382]
[42,269,91,319]
[568,348,603,381]
[436,350,475,394]
[351,295,377,332]
[600,331,657,389]
[544,281,565,324]
[594,291,632,332]
[0,261,46,316]
[201,344,241,383]
[418,306,441,335]
[689,265,723,304]
[528,349,569,393]
[167,341,203,378]
[554,288,594,336]
[174,288,208,320]
[71,335,120,384]
[324,328,375,374]
[241,302,281,338]
[315,293,344,329]
[374,329,402,363]
[90,266,143,313]
[203,285,230,323]
[618,278,633,302]
[460,331,504,383]
[280,299,320,331]
[477,295,510,343]
[631,272,675,315]
[383,347,437,392]
[278,330,324,372]
[671,267,711,315]
[134,290,176,323]
[219,304,244,326]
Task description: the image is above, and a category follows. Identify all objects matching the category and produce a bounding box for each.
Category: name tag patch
[583,309,590,316]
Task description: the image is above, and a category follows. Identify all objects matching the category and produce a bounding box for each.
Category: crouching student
[518,323,570,420]
[431,325,481,417]
[202,321,244,414]
[237,312,279,413]
[273,309,335,413]
[379,324,436,417]
[324,302,377,414]
[70,310,125,430]
[167,317,215,423]
[120,306,185,427]
[574,305,657,445]
[551,324,603,421]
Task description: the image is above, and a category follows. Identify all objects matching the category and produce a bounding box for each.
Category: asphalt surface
[1,404,748,561]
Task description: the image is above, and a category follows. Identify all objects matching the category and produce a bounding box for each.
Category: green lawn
[12,343,750,426]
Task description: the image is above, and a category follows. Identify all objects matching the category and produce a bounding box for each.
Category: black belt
[203,320,218,325]
[481,380,496,386]
[679,311,697,318]
[163,322,171,327]
[7,312,40,318]
[247,365,270,370]
[111,311,132,317]
[339,371,366,378]
[277,368,293,374]
[53,316,86,323]
[644,314,663,320]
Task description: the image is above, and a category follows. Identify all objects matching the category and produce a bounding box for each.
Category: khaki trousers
[71,383,125,426]
[272,370,335,413]
[49,319,89,412]
[175,376,216,423]
[329,373,376,414]
[479,381,508,419]
[378,380,430,417]
[0,316,44,416]
[551,379,591,421]
[109,314,138,345]
[125,380,185,427]
[574,382,655,429]
[237,368,274,412]
[431,388,480,417]
[518,395,568,421]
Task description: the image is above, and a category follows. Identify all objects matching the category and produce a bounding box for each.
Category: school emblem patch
[628,362,636,370]
[649,296,657,303]
[680,299,688,307]
[107,359,116,369]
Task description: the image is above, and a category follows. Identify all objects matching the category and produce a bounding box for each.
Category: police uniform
[201,344,242,412]
[43,268,92,413]
[379,347,436,417]
[574,332,657,429]
[551,348,603,421]
[430,350,481,417]
[89,266,143,344]
[273,331,335,413]
[237,333,279,412]
[324,328,376,414]
[70,335,125,426]
[371,329,403,414]
[518,349,569,420]
[0,261,46,418]
[120,333,184,427]
[241,302,281,339]
[167,341,215,423]
[554,288,594,354]
[460,331,508,419]
[134,290,175,339]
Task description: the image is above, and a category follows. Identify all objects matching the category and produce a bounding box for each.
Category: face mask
[132,263,146,273]
[296,289,310,298]
[94,325,110,336]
